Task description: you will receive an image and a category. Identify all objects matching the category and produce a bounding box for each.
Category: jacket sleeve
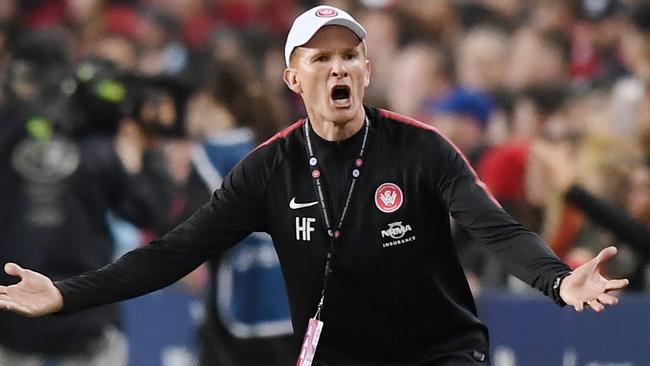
[55,149,270,314]
[434,134,571,303]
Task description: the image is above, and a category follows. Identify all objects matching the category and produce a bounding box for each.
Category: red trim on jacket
[256,119,306,149]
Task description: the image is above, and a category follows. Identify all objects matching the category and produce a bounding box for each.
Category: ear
[283,68,302,94]
[363,59,372,88]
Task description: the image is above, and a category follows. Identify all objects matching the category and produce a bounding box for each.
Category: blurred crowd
[1,0,650,364]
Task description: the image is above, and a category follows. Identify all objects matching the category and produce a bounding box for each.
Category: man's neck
[307,110,365,142]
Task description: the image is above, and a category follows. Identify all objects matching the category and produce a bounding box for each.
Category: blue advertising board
[122,289,650,366]
[478,291,650,366]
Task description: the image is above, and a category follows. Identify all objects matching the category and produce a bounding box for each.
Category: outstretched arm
[0,263,63,317]
[560,246,629,312]
[435,134,628,309]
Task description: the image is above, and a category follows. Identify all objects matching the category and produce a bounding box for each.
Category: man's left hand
[559,246,629,312]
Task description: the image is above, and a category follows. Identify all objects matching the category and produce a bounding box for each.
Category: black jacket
[56,106,570,364]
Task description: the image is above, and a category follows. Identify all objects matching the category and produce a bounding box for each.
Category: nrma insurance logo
[381,221,416,248]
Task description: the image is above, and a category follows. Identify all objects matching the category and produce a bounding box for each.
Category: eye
[314,55,329,62]
[344,52,358,60]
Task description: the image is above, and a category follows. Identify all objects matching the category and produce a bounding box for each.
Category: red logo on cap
[316,8,338,17]
[375,183,403,213]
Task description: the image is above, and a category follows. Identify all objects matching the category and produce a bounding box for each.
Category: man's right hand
[0,263,64,317]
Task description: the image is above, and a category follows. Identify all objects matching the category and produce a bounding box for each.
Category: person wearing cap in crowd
[425,87,494,164]
[0,5,630,366]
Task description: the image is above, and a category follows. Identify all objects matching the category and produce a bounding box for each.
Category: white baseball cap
[284,5,367,67]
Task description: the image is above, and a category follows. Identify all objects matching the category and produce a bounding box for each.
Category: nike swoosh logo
[289,197,318,210]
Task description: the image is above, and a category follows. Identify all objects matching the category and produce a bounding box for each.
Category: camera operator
[0,30,180,366]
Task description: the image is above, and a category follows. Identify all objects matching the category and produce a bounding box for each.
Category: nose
[330,57,348,79]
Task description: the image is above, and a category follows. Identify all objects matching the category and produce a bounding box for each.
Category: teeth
[333,98,350,106]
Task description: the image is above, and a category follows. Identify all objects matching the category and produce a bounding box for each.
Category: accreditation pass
[296,318,324,366]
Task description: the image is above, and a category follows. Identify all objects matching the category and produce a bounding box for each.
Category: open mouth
[330,85,351,106]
